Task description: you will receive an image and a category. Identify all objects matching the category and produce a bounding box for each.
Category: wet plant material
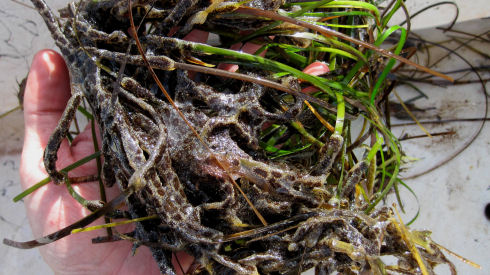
[3,0,486,274]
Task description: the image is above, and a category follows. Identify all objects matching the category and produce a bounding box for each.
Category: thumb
[21,50,72,189]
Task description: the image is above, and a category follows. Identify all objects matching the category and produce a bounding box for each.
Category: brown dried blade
[3,193,126,249]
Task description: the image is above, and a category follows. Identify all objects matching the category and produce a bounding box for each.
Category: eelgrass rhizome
[4,0,486,274]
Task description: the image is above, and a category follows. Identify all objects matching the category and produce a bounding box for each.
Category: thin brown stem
[69,175,99,183]
[399,131,455,141]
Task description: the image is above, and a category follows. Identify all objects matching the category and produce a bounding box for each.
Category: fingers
[172,251,195,275]
[217,42,243,72]
[302,61,329,77]
[183,29,209,43]
[218,42,266,72]
[182,29,267,74]
[23,50,71,151]
[300,61,330,94]
[183,30,209,80]
[71,122,101,158]
[21,50,72,188]
[19,50,94,239]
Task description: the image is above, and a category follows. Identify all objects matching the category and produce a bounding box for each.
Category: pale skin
[20,29,276,275]
[21,49,175,275]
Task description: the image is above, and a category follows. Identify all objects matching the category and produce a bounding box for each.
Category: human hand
[20,48,177,275]
[19,29,269,274]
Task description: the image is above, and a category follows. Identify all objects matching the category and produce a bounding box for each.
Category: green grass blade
[366,132,384,163]
[334,93,345,135]
[13,151,101,202]
[64,174,91,208]
[239,0,335,42]
[77,106,93,120]
[301,11,374,19]
[189,41,337,96]
[365,107,401,213]
[316,22,369,29]
[383,172,421,226]
[285,1,381,25]
[371,26,407,103]
[381,0,403,29]
[289,32,367,63]
[0,106,21,119]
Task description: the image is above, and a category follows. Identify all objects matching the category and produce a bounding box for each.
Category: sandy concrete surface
[0,1,488,274]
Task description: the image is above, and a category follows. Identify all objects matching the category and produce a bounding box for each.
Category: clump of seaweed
[3,0,485,274]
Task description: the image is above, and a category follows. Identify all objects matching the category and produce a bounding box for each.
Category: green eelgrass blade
[381,0,403,29]
[77,106,93,120]
[383,171,420,226]
[287,32,366,63]
[344,24,407,86]
[290,120,324,147]
[366,151,376,198]
[394,180,404,213]
[13,151,101,202]
[316,22,369,29]
[334,92,345,136]
[264,43,308,67]
[301,11,374,19]
[379,140,387,191]
[370,26,407,103]
[335,128,348,198]
[0,106,21,119]
[185,40,368,101]
[64,174,92,208]
[364,107,402,213]
[288,0,336,17]
[366,132,384,163]
[239,0,335,43]
[365,155,400,213]
[261,142,313,159]
[285,1,381,26]
[190,42,334,95]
